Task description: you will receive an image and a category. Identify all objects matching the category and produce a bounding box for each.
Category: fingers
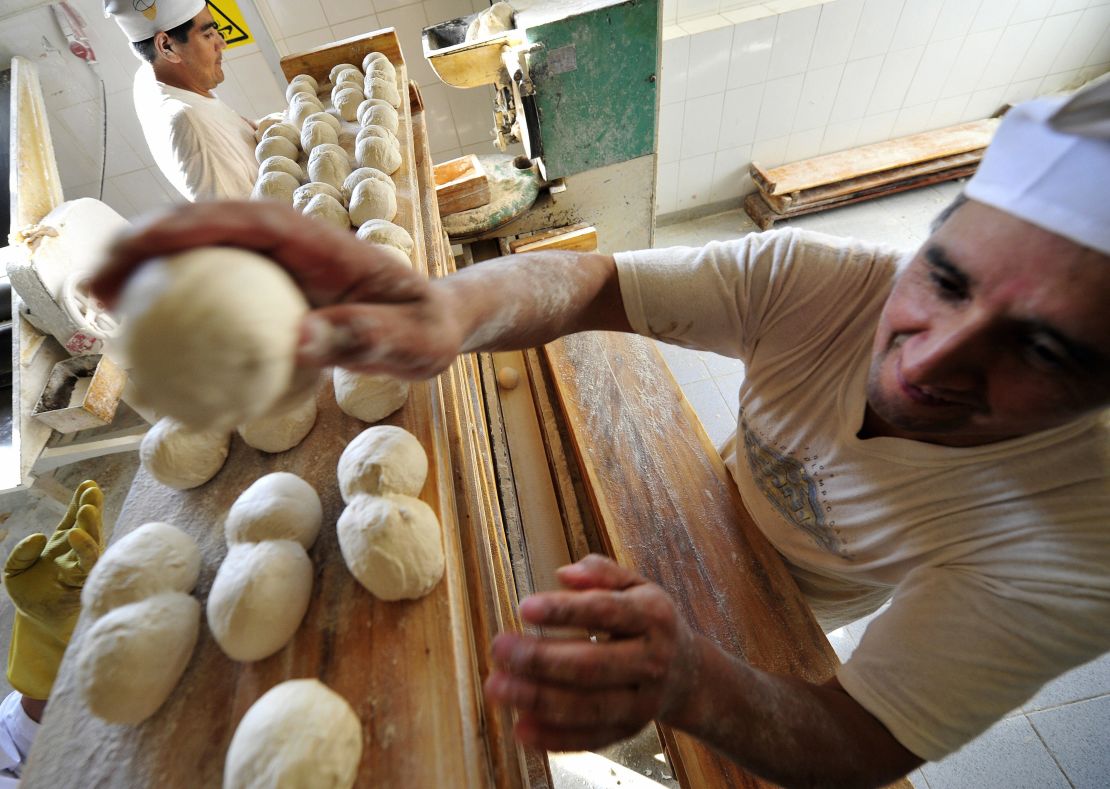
[518,587,657,635]
[555,554,644,591]
[492,633,670,688]
[68,527,100,575]
[485,671,657,733]
[77,481,103,512]
[512,716,643,753]
[74,503,102,549]
[4,534,47,576]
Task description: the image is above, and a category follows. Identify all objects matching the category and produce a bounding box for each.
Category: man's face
[866,199,1110,447]
[168,8,226,90]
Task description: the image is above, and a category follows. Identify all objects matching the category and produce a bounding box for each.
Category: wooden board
[751,119,998,195]
[435,154,492,216]
[280,28,404,85]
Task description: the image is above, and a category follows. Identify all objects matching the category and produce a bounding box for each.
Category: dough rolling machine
[13,21,855,789]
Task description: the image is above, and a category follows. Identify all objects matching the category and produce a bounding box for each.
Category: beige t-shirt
[614,228,1110,760]
[133,64,257,202]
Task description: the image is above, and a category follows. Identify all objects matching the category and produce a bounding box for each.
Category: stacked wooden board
[744,118,1000,230]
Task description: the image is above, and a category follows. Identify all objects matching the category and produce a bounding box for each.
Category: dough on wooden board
[289,94,325,128]
[225,472,323,548]
[337,493,444,601]
[237,388,318,453]
[329,62,360,83]
[255,112,285,141]
[333,66,363,86]
[293,181,343,212]
[354,219,414,258]
[308,144,352,189]
[302,193,351,230]
[255,135,298,164]
[140,417,230,490]
[354,123,398,148]
[118,248,309,430]
[333,86,364,122]
[337,424,428,503]
[258,155,304,182]
[303,110,341,133]
[355,98,398,133]
[300,119,339,152]
[261,122,300,147]
[355,135,401,175]
[333,367,408,423]
[250,171,299,203]
[361,51,392,76]
[364,75,400,108]
[349,177,398,225]
[341,167,393,203]
[224,679,362,789]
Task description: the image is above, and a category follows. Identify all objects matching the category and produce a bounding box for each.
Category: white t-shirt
[133,64,257,202]
[614,228,1110,761]
[0,691,38,784]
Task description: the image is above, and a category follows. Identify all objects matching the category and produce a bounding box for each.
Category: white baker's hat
[965,77,1110,256]
[104,0,205,43]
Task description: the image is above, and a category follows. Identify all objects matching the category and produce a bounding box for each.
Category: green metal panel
[524,0,659,180]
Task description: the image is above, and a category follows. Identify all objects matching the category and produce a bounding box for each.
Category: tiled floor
[653,181,1110,788]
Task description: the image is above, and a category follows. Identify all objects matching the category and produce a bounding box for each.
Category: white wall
[657,0,1110,218]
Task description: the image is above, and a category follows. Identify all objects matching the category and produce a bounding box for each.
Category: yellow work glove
[4,480,104,700]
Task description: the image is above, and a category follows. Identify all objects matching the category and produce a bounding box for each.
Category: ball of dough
[80,522,201,620]
[329,63,360,83]
[293,181,344,212]
[356,99,399,134]
[333,368,408,423]
[331,79,363,104]
[140,418,230,490]
[363,56,397,88]
[250,171,299,203]
[333,66,363,86]
[333,86,364,122]
[258,155,305,183]
[355,135,401,175]
[224,679,362,789]
[207,541,313,662]
[237,390,318,453]
[349,177,398,225]
[354,124,397,147]
[261,122,300,147]
[285,82,316,103]
[354,219,414,257]
[361,51,391,74]
[302,194,351,230]
[77,592,200,724]
[255,112,285,141]
[337,493,444,601]
[337,425,428,503]
[225,472,323,548]
[288,73,318,92]
[289,95,325,128]
[303,110,341,133]
[308,144,352,189]
[300,119,339,152]
[364,75,400,108]
[342,167,393,203]
[255,136,298,164]
[119,249,309,430]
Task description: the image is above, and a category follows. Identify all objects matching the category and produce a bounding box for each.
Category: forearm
[666,634,920,788]
[439,251,630,353]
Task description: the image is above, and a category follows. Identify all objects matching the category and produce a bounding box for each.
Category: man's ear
[155,31,182,63]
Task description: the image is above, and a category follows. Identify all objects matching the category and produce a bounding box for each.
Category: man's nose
[216,34,227,51]
[902,316,991,391]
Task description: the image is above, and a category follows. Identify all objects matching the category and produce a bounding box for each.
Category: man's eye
[928,272,965,300]
[1025,336,1069,371]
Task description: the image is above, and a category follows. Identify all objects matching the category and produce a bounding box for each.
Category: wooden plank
[511,226,598,254]
[751,119,998,196]
[435,154,492,216]
[279,28,404,85]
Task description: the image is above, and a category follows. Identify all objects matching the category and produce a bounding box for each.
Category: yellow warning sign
[207,0,253,49]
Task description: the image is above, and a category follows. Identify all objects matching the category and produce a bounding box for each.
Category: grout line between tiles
[1025,712,1077,789]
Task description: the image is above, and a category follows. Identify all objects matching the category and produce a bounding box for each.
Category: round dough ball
[303,110,341,133]
[255,112,285,141]
[337,425,428,503]
[354,124,397,147]
[119,249,309,430]
[293,181,344,212]
[225,472,323,548]
[361,51,391,74]
[255,136,298,164]
[363,55,396,85]
[329,62,360,83]
[349,177,398,226]
[333,368,408,423]
[224,679,362,789]
[285,82,316,103]
[258,155,305,183]
[302,194,351,230]
[337,493,444,601]
[81,522,200,620]
[333,86,364,121]
[261,122,300,146]
[331,79,362,104]
[140,417,230,490]
[355,135,401,175]
[289,95,325,128]
[237,390,318,453]
[77,593,200,724]
[288,73,318,92]
[250,171,299,203]
[333,67,363,86]
[207,541,313,662]
[300,119,339,152]
[308,144,352,189]
[354,219,414,257]
[342,167,392,203]
[364,75,400,108]
[356,99,399,134]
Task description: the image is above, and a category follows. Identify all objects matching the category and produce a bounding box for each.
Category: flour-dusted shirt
[613,228,1110,761]
[133,64,257,202]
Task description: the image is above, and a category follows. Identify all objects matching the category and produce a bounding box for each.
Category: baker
[91,83,1110,787]
[104,0,257,201]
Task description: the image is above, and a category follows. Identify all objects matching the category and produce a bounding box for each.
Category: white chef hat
[104,0,205,43]
[965,77,1110,257]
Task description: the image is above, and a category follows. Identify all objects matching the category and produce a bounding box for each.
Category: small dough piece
[289,95,325,128]
[329,62,360,83]
[355,135,401,175]
[261,122,300,146]
[141,417,230,490]
[354,219,413,256]
[255,136,298,164]
[337,493,445,601]
[293,181,343,212]
[349,177,398,225]
[300,119,339,152]
[255,112,285,141]
[331,78,362,103]
[337,425,428,502]
[237,390,318,453]
[308,144,352,189]
[302,194,351,230]
[285,82,316,102]
[361,51,391,74]
[250,171,299,203]
[333,67,363,86]
[342,167,393,203]
[354,124,397,148]
[364,75,400,108]
[258,155,304,182]
[207,541,313,662]
[356,99,399,134]
[288,73,318,92]
[119,249,309,430]
[334,367,408,423]
[333,86,364,121]
[224,472,323,548]
[303,110,341,133]
[224,679,362,789]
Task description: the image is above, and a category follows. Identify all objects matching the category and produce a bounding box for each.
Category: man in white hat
[105,0,257,202]
[92,82,1110,785]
